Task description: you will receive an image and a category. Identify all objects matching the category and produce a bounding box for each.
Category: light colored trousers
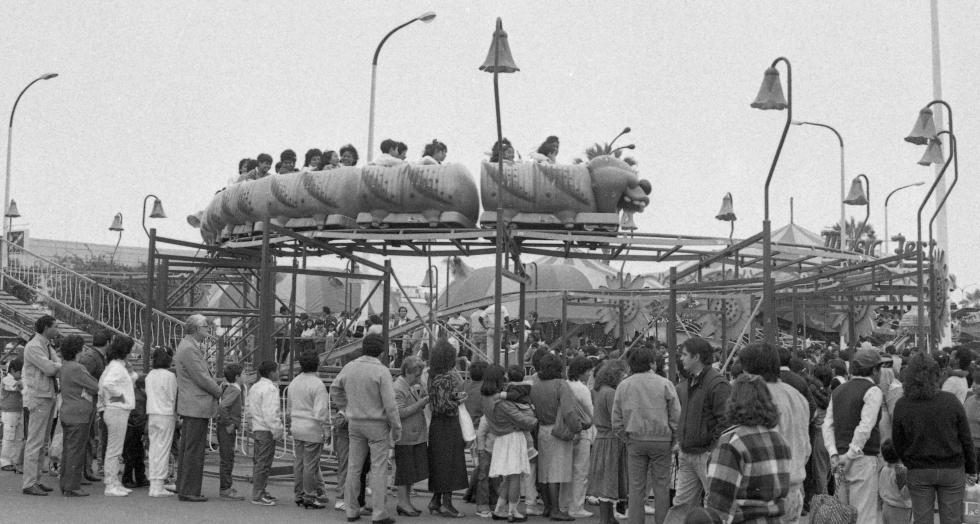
[346,420,392,522]
[22,397,54,489]
[1,410,24,467]
[629,441,672,524]
[781,482,804,523]
[294,439,323,498]
[103,407,131,488]
[663,450,711,524]
[147,414,176,481]
[560,434,593,513]
[843,455,881,524]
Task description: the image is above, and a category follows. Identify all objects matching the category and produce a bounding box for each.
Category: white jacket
[247,377,283,438]
[99,359,135,411]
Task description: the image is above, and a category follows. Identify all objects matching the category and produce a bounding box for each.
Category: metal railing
[1,241,184,348]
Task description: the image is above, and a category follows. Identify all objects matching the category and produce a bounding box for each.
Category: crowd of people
[3,310,980,524]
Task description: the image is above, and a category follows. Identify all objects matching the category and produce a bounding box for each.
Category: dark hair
[954,346,972,371]
[298,351,319,373]
[368,314,382,326]
[536,137,559,156]
[7,357,23,373]
[396,141,408,155]
[490,138,513,163]
[60,335,85,361]
[537,353,564,380]
[506,364,525,383]
[738,343,781,383]
[107,335,134,361]
[726,374,779,428]
[594,359,627,390]
[379,138,396,153]
[812,364,833,388]
[429,339,457,376]
[423,139,447,158]
[627,346,655,373]
[92,329,111,347]
[303,148,322,167]
[829,358,847,378]
[275,161,282,172]
[531,345,547,371]
[280,149,297,162]
[567,356,594,381]
[469,360,489,381]
[362,333,385,358]
[680,337,713,365]
[34,315,56,334]
[481,365,506,396]
[257,360,278,379]
[238,158,250,172]
[902,352,940,400]
[339,144,359,165]
[778,345,792,367]
[245,158,259,171]
[220,362,241,382]
[152,347,173,369]
[880,439,900,464]
[321,150,337,166]
[257,153,273,164]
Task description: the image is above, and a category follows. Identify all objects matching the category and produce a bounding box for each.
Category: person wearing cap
[821,347,889,523]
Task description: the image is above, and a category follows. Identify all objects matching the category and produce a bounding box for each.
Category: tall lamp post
[480,18,519,363]
[791,120,846,250]
[109,213,124,266]
[141,194,167,237]
[367,12,436,162]
[3,73,58,274]
[884,182,924,255]
[750,57,792,346]
[843,174,870,251]
[905,102,957,350]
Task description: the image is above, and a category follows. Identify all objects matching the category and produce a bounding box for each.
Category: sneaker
[251,495,276,506]
[120,486,133,494]
[525,505,544,516]
[645,504,656,516]
[262,491,278,501]
[164,483,177,493]
[105,486,130,497]
[475,509,493,518]
[149,488,175,498]
[569,509,593,518]
[220,488,245,501]
[335,500,347,511]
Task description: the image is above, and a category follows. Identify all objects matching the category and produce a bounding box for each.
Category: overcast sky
[3,1,978,294]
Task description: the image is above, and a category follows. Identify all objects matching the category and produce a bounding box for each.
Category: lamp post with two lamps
[791,120,846,250]
[884,182,925,255]
[366,12,436,163]
[142,195,167,237]
[141,194,167,372]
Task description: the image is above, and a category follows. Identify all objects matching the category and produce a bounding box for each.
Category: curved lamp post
[791,120,846,250]
[367,12,436,163]
[480,17,519,363]
[716,192,737,241]
[905,101,957,350]
[142,194,167,237]
[750,57,792,345]
[843,174,870,252]
[3,73,57,274]
[884,181,925,255]
[109,213,124,266]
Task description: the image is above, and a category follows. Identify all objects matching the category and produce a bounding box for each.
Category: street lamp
[109,212,124,266]
[4,200,20,276]
[791,120,846,250]
[480,17,520,363]
[366,12,437,163]
[905,101,957,350]
[843,174,870,252]
[142,194,167,237]
[884,181,924,255]
[715,192,737,241]
[750,57,792,346]
[3,72,57,274]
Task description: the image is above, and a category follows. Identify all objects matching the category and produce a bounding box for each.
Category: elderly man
[21,315,62,496]
[331,334,401,524]
[174,314,221,502]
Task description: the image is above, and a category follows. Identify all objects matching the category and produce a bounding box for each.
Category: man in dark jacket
[663,337,731,524]
[77,329,111,481]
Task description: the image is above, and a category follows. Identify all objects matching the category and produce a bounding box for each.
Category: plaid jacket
[705,424,791,524]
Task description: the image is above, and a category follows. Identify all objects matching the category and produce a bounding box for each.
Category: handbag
[551,381,589,441]
[808,466,857,524]
[458,404,476,443]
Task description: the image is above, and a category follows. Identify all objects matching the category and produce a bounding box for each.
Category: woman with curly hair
[893,352,976,524]
[529,353,574,521]
[587,359,628,524]
[426,338,469,517]
[703,374,791,523]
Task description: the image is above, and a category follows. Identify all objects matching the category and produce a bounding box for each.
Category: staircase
[1,243,185,354]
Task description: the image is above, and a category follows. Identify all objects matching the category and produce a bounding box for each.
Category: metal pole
[382,260,392,365]
[143,228,157,373]
[288,258,297,379]
[518,275,526,366]
[560,291,568,356]
[885,182,926,256]
[851,174,870,252]
[667,267,678,383]
[258,225,273,363]
[491,41,505,365]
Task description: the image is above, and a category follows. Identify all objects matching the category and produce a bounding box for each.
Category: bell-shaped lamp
[109,212,124,232]
[843,177,868,206]
[750,67,787,110]
[149,197,167,219]
[418,11,436,22]
[479,18,519,73]
[917,138,945,166]
[186,211,202,228]
[4,200,21,219]
[715,193,736,221]
[905,107,937,145]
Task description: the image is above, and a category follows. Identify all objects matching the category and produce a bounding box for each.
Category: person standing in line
[248,360,282,506]
[821,348,888,523]
[426,339,470,518]
[0,358,24,473]
[173,314,222,502]
[587,359,629,524]
[287,351,330,509]
[393,355,429,517]
[529,353,574,521]
[121,375,148,489]
[561,357,596,519]
[99,335,136,497]
[145,347,177,498]
[331,333,401,524]
[77,329,110,481]
[613,346,681,524]
[21,315,61,496]
[216,363,245,501]
[57,335,99,497]
[663,338,730,524]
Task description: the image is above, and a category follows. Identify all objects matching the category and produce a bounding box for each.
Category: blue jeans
[251,430,275,500]
[907,467,964,524]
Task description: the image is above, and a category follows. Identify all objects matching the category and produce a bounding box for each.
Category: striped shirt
[705,424,791,524]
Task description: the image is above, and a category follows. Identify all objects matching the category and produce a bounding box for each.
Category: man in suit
[21,315,62,496]
[173,314,221,502]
